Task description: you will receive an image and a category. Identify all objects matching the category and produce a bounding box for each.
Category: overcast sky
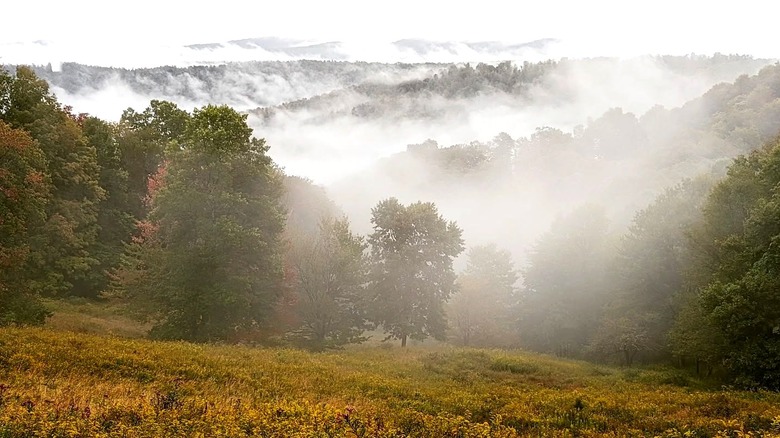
[2,0,778,66]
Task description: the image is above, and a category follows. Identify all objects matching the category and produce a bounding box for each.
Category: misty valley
[2,53,780,436]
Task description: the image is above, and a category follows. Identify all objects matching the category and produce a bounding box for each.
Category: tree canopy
[0,120,50,324]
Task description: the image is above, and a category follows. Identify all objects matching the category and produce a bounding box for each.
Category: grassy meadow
[0,319,779,437]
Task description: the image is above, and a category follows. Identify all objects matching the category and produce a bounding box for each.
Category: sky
[1,0,778,66]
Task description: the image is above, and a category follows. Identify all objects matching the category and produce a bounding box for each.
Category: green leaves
[185,105,255,156]
[0,121,51,325]
[115,105,285,342]
[0,67,103,297]
[683,138,780,388]
[368,198,464,346]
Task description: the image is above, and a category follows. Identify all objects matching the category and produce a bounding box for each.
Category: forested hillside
[252,55,769,123]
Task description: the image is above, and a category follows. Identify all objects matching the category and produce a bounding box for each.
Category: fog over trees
[4,49,780,389]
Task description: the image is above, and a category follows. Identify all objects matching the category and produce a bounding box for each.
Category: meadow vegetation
[1,327,779,437]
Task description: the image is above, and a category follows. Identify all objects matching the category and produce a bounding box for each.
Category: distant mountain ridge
[187,37,349,60]
[393,38,560,56]
[183,37,561,61]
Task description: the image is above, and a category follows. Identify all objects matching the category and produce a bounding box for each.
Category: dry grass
[43,298,150,338]
[0,327,779,436]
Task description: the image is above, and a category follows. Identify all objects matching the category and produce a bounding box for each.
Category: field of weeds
[0,328,779,437]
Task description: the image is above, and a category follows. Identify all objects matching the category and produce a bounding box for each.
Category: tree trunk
[401,334,407,348]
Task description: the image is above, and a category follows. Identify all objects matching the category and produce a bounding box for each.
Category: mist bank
[252,55,772,183]
[326,62,780,265]
[9,55,771,187]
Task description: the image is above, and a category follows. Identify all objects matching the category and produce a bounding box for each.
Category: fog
[34,54,764,185]
[36,62,441,121]
[243,56,773,258]
[258,56,770,182]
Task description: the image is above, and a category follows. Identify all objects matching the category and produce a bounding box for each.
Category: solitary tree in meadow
[367,198,464,347]
[289,217,370,349]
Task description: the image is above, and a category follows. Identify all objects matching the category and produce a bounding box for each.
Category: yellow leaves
[0,328,780,437]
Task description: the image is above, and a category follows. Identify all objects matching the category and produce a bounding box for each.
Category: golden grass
[43,298,150,338]
[0,328,778,437]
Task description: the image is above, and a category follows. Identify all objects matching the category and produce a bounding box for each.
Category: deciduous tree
[0,121,50,324]
[368,198,464,347]
[115,105,285,342]
[288,217,369,349]
[0,66,103,296]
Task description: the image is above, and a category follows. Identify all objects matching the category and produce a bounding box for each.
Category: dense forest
[3,55,780,393]
[251,54,769,123]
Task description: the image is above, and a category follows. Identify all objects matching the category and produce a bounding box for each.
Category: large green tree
[368,198,464,347]
[0,121,51,324]
[115,105,286,342]
[677,140,780,388]
[0,66,103,296]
